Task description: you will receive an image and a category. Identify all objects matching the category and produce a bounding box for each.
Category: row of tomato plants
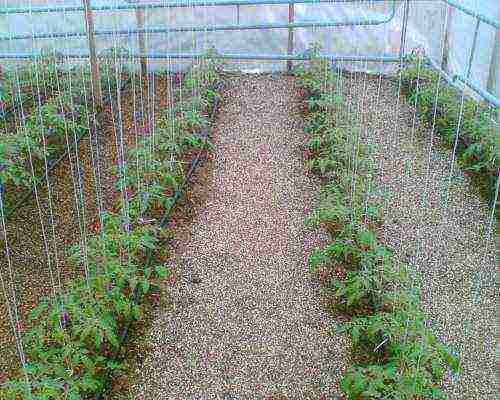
[0,49,130,117]
[400,55,499,205]
[0,56,63,117]
[294,50,459,399]
[0,94,90,213]
[0,51,133,216]
[0,55,223,399]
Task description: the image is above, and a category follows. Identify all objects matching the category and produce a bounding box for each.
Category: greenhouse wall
[0,0,498,98]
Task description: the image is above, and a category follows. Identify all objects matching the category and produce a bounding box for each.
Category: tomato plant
[401,55,498,201]
[0,53,223,399]
[296,49,460,399]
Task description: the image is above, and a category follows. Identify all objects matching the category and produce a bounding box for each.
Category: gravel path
[339,71,496,400]
[133,74,346,399]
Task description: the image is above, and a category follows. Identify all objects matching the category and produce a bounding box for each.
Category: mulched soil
[0,72,174,381]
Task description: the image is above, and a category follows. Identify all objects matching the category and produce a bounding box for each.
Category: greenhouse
[0,0,497,399]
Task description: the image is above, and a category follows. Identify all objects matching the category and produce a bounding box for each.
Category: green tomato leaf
[155,265,170,279]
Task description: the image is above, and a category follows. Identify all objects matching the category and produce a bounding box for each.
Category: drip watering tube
[94,80,223,400]
[453,75,500,108]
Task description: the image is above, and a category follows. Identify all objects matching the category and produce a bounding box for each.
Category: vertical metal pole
[466,19,480,78]
[82,0,103,109]
[287,3,294,73]
[399,0,410,63]
[486,27,499,97]
[136,5,149,91]
[441,3,454,71]
[236,5,240,24]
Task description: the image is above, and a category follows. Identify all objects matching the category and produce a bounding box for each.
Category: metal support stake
[486,27,499,96]
[136,6,149,92]
[441,3,454,71]
[399,0,410,63]
[82,0,103,110]
[287,3,294,73]
[466,18,480,78]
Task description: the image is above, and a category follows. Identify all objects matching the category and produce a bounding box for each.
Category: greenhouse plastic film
[0,0,498,98]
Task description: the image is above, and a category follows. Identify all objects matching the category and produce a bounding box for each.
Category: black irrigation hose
[3,77,132,218]
[94,81,223,400]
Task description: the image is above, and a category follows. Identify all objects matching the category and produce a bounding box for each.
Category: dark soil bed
[0,72,175,381]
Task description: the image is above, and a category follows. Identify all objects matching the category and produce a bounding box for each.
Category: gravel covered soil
[339,71,496,400]
[0,73,173,380]
[131,74,347,399]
